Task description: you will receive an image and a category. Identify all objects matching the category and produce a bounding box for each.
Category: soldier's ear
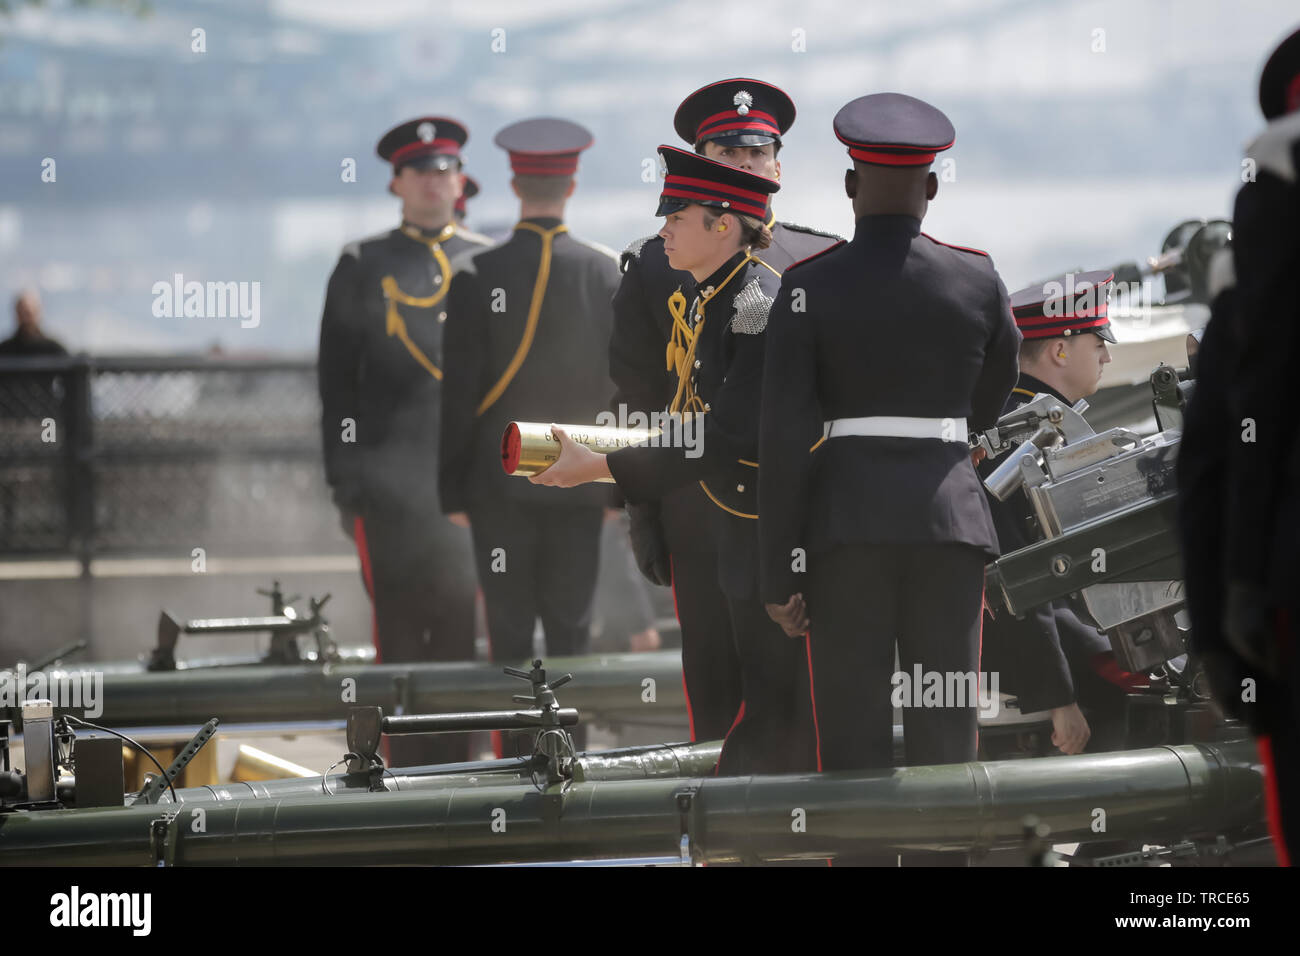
[844,168,856,199]
[926,171,939,201]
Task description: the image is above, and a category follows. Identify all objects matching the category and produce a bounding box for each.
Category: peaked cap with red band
[833,92,955,167]
[494,117,593,176]
[656,144,780,221]
[673,78,796,148]
[1010,270,1117,344]
[1260,25,1300,119]
[377,116,467,172]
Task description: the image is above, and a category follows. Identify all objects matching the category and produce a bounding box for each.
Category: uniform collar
[696,250,752,302]
[850,213,921,243]
[400,220,456,241]
[516,215,564,230]
[1016,372,1071,405]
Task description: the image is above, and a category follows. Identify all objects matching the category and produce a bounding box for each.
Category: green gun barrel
[153,739,724,805]
[5,651,685,730]
[0,741,1262,866]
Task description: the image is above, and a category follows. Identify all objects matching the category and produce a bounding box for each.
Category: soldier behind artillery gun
[979,272,1151,756]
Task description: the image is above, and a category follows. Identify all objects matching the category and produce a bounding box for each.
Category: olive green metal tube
[0,741,1263,866]
[154,740,724,805]
[7,651,685,729]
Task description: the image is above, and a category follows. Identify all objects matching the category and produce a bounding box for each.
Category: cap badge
[733,90,753,116]
[417,121,435,142]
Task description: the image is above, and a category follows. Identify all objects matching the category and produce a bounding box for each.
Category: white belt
[823,415,967,442]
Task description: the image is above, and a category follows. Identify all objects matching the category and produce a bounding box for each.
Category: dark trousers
[354,505,477,768]
[663,485,743,743]
[469,501,602,758]
[669,548,744,742]
[468,500,604,663]
[806,542,986,771]
[714,595,818,776]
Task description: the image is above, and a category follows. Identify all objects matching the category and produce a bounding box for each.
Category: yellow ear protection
[1057,346,1066,359]
[717,224,727,232]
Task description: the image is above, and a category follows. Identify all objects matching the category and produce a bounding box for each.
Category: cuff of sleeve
[606,446,652,504]
[440,487,468,514]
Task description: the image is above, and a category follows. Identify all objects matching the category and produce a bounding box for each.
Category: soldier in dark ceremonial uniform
[980,273,1149,756]
[759,93,1021,781]
[1179,26,1300,865]
[609,78,839,743]
[534,147,817,775]
[318,117,490,767]
[439,119,617,702]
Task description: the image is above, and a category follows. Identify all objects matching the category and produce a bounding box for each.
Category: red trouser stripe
[805,633,823,773]
[1258,735,1292,867]
[353,514,389,766]
[713,700,747,777]
[481,596,503,761]
[353,515,381,664]
[669,554,698,742]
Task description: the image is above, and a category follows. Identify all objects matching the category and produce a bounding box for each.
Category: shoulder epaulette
[1246,110,1300,185]
[622,234,658,261]
[921,232,989,257]
[620,234,661,274]
[730,276,774,334]
[776,221,842,240]
[784,239,846,273]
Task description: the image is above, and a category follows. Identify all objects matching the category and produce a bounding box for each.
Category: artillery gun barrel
[154,740,725,805]
[383,708,579,734]
[181,616,313,634]
[6,651,685,729]
[0,740,1262,866]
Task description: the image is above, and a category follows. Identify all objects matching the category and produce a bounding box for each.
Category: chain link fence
[0,356,344,559]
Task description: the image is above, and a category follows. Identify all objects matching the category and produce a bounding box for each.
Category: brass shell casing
[501,422,659,482]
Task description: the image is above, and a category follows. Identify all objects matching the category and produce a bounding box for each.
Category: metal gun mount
[983,367,1193,676]
[1,701,218,812]
[345,659,580,790]
[148,580,337,671]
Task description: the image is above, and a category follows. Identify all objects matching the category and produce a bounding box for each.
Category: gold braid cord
[475,221,569,417]
[660,254,772,520]
[381,223,457,381]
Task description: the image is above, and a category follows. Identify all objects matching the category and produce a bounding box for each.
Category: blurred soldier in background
[317,117,490,767]
[609,78,839,745]
[1179,24,1300,865]
[439,118,617,757]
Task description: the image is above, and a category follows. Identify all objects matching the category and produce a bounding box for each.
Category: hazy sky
[1,0,1296,351]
